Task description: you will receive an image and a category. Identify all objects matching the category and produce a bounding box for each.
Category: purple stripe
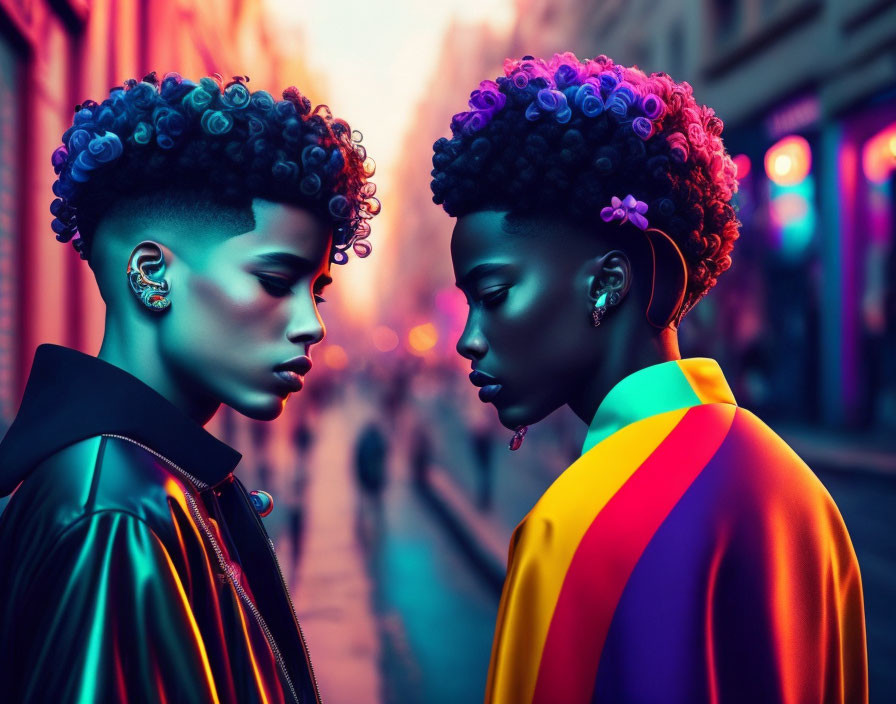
[592,408,786,704]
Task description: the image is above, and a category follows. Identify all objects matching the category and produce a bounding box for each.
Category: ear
[127,241,172,311]
[586,249,632,309]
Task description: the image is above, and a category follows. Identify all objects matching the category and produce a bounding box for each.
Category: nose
[286,291,325,347]
[456,311,487,361]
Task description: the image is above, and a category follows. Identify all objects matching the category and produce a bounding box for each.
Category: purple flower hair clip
[600,194,649,230]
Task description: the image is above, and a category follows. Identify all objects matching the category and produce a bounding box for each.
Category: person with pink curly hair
[433,53,867,704]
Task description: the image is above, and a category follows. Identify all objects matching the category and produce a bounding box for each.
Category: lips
[469,370,503,403]
[274,370,304,392]
[274,356,312,393]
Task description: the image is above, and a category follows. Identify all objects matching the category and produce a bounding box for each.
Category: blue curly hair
[51,72,379,264]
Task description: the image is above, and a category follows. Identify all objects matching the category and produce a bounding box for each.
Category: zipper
[103,434,306,704]
[236,481,323,704]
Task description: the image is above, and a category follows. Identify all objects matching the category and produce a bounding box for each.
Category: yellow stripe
[485,407,690,704]
[675,358,736,406]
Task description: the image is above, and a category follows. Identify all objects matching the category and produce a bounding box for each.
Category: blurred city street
[252,382,500,704]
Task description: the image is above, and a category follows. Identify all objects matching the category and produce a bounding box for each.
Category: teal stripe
[582,360,702,455]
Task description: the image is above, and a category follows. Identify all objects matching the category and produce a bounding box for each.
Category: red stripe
[531,404,735,703]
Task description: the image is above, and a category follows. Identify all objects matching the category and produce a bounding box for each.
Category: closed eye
[257,274,292,297]
[479,286,509,308]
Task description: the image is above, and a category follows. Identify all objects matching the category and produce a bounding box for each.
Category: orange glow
[769,506,800,704]
[156,534,222,704]
[371,325,399,352]
[765,135,811,186]
[323,344,349,369]
[231,578,273,704]
[861,122,896,183]
[408,323,438,354]
[704,537,727,704]
[732,154,751,180]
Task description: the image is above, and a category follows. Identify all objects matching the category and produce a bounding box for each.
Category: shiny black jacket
[0,345,321,703]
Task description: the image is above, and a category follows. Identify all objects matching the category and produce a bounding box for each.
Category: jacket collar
[581,357,736,456]
[0,344,241,495]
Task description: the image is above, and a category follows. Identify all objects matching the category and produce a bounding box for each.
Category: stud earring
[127,244,171,311]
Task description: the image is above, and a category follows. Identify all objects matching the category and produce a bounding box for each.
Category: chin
[495,403,539,430]
[230,394,287,421]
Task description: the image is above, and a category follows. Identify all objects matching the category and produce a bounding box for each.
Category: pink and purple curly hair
[432,53,740,314]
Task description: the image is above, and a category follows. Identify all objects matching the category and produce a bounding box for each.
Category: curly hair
[431,53,739,314]
[51,72,379,264]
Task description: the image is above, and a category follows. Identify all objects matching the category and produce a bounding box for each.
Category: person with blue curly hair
[434,53,867,704]
[0,71,379,703]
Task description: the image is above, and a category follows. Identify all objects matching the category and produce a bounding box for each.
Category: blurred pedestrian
[354,421,389,549]
[469,399,496,510]
[410,421,433,486]
[284,416,316,583]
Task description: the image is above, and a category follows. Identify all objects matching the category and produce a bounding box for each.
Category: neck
[97,312,220,426]
[568,316,681,425]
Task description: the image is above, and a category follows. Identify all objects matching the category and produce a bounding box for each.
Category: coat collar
[0,344,241,495]
[581,357,736,456]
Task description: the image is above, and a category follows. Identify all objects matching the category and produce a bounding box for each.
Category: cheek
[171,273,290,356]
[489,279,573,356]
[193,273,286,325]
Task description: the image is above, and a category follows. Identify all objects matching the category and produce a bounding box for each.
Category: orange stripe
[676,358,735,405]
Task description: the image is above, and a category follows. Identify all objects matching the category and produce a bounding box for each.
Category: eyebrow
[255,252,316,271]
[255,252,332,288]
[456,263,512,289]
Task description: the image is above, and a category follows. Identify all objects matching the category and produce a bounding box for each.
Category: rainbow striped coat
[485,358,867,704]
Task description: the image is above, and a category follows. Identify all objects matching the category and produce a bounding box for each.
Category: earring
[127,245,171,311]
[592,291,608,327]
[509,425,528,451]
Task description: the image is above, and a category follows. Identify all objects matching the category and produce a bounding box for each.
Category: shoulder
[708,407,837,518]
[2,435,197,547]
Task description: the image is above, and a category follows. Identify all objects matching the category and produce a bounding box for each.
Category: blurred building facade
[389,0,896,431]
[0,0,320,429]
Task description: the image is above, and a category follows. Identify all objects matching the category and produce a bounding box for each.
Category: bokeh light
[371,325,399,352]
[765,135,811,185]
[862,122,896,183]
[323,344,349,369]
[408,322,438,354]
